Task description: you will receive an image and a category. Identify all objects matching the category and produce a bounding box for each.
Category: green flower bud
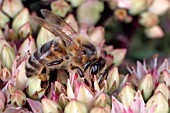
[67,0,86,7]
[65,14,78,32]
[94,93,111,107]
[15,60,28,90]
[118,83,136,106]
[18,22,32,39]
[90,106,107,113]
[110,49,127,66]
[64,99,88,113]
[76,83,94,107]
[159,70,170,87]
[146,91,169,113]
[144,25,164,39]
[51,0,71,17]
[42,98,62,113]
[12,8,30,34]
[77,0,104,25]
[2,0,23,18]
[36,27,56,48]
[106,67,120,94]
[55,81,66,94]
[149,0,170,16]
[0,11,10,29]
[58,93,69,109]
[154,83,170,101]
[0,67,11,81]
[11,90,26,107]
[7,83,17,95]
[129,0,147,15]
[18,35,36,59]
[138,74,154,101]
[0,45,15,69]
[26,75,49,99]
[139,12,159,28]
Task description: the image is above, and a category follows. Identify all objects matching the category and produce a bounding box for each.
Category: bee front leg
[98,64,114,84]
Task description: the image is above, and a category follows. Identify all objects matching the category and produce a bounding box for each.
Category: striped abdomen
[25,39,67,77]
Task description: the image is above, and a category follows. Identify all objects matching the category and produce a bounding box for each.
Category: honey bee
[25,9,113,86]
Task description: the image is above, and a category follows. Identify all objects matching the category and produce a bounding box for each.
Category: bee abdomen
[26,40,67,77]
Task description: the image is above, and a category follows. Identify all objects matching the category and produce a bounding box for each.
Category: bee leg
[98,64,114,84]
[71,66,90,86]
[46,59,64,66]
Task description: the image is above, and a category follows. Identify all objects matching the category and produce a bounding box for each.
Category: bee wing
[40,9,78,40]
[32,16,73,45]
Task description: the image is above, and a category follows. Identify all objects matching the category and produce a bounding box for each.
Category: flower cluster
[107,0,170,39]
[0,0,169,113]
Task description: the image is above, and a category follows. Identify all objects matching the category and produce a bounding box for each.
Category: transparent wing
[31,16,73,45]
[40,9,78,40]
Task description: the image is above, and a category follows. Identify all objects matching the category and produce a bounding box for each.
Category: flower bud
[64,99,88,113]
[118,83,136,106]
[129,0,147,15]
[18,35,36,59]
[65,14,79,32]
[139,12,159,28]
[0,90,5,111]
[0,67,11,81]
[0,38,11,52]
[0,11,10,29]
[159,70,170,87]
[4,25,18,40]
[58,93,69,109]
[88,26,105,47]
[146,91,169,113]
[154,83,170,101]
[18,22,32,39]
[26,75,49,99]
[114,9,128,21]
[149,0,170,16]
[15,60,28,90]
[55,81,66,95]
[106,67,120,94]
[90,106,107,113]
[7,83,17,95]
[0,45,15,69]
[2,0,23,18]
[76,83,94,107]
[12,8,30,34]
[77,0,104,25]
[36,27,55,48]
[11,90,26,107]
[67,0,86,7]
[144,25,164,39]
[110,49,127,66]
[94,93,111,107]
[51,0,71,17]
[42,98,62,113]
[138,74,154,101]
